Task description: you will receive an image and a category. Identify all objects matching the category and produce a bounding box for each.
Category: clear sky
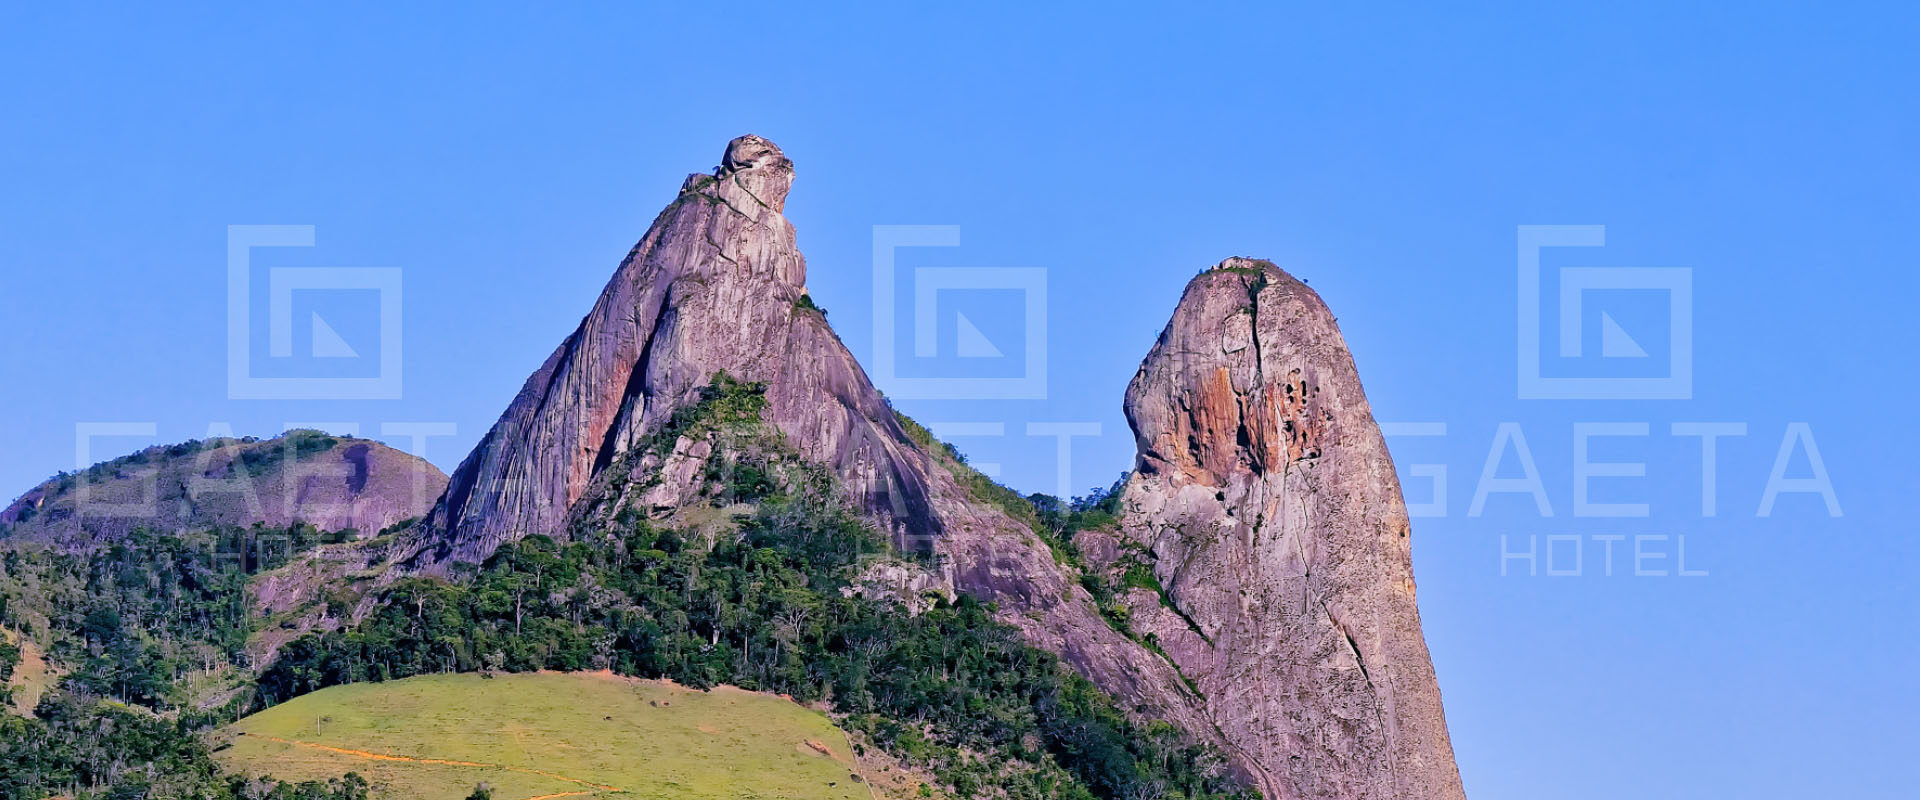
[2,3,1913,797]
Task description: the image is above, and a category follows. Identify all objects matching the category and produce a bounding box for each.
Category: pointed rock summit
[1104,257,1466,799]
[414,138,1209,751]
[408,140,1464,799]
[420,134,933,561]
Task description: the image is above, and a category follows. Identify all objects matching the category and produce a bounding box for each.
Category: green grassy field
[215,672,879,800]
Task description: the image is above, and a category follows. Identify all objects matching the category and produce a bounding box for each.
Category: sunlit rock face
[1114,258,1467,800]
[407,136,1219,772]
[408,139,1465,798]
[418,135,928,562]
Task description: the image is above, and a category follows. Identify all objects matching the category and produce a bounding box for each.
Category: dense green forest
[0,526,377,799]
[2,522,353,709]
[1,376,1251,800]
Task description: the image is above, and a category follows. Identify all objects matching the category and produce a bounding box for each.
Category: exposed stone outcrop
[405,136,1217,758]
[1112,258,1466,800]
[417,135,938,562]
[0,430,446,550]
[406,139,1464,798]
[244,134,880,656]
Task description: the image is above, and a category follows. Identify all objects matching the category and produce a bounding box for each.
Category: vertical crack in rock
[392,142,1464,800]
[1118,257,1467,800]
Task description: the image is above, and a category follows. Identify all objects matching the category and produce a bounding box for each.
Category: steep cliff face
[409,139,1464,798]
[408,136,1218,758]
[1107,258,1465,800]
[418,135,938,562]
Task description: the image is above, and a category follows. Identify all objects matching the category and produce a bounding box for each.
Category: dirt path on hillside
[2,627,57,715]
[253,735,622,792]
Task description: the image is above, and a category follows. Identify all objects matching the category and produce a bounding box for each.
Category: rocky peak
[404,134,1225,789]
[1124,257,1334,486]
[717,133,796,211]
[416,134,928,563]
[1111,257,1467,799]
[404,140,1463,799]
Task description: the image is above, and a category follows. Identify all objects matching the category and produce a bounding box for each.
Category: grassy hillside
[256,378,1250,800]
[0,378,1240,800]
[217,672,881,800]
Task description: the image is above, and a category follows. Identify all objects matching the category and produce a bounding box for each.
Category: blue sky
[1,3,1913,797]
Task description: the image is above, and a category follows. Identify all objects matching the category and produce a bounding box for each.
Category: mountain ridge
[0,429,447,551]
[0,135,1465,800]
[391,134,1224,770]
[386,135,1464,797]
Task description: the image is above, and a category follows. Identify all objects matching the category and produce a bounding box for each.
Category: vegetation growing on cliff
[0,523,370,800]
[793,292,829,317]
[0,376,1248,800]
[260,378,1251,800]
[0,523,347,710]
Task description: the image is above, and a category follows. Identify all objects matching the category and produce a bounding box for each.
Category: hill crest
[1,429,448,550]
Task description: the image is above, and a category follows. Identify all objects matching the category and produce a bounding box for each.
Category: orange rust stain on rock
[1187,366,1241,480]
[1170,364,1330,484]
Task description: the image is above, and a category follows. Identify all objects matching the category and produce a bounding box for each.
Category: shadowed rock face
[1114,258,1466,800]
[419,134,938,562]
[0,431,446,550]
[410,134,1217,770]
[410,139,1464,798]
